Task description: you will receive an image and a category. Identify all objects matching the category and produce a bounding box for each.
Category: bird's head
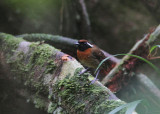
[75,40,93,51]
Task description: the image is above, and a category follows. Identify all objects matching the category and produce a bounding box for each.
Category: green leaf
[108,103,127,114]
[108,100,141,114]
[149,45,160,55]
[94,54,160,75]
[125,100,141,114]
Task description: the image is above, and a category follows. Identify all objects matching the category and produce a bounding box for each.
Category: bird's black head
[75,40,93,51]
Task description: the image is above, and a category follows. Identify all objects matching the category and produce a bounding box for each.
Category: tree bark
[0,33,126,113]
[17,25,160,103]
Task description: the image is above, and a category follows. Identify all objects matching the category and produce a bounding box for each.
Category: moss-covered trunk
[0,33,126,113]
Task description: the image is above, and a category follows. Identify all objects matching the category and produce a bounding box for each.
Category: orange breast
[77,48,91,60]
[77,48,98,68]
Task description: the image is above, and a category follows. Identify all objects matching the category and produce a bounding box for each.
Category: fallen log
[18,26,160,97]
[17,26,160,104]
[0,33,126,113]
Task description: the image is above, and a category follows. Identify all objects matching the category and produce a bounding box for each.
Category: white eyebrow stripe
[87,42,93,47]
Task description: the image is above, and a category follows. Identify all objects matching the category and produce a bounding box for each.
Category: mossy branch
[0,33,126,113]
[17,27,160,103]
[17,33,78,56]
[18,33,120,67]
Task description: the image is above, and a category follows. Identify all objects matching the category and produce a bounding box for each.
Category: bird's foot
[79,68,90,75]
[90,78,99,85]
[90,70,100,85]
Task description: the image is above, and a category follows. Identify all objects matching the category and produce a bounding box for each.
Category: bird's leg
[90,70,100,84]
[79,68,90,75]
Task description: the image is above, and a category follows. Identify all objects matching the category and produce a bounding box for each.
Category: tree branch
[17,25,160,101]
[102,25,160,92]
[0,33,126,113]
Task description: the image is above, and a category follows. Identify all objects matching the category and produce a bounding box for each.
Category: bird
[75,40,111,84]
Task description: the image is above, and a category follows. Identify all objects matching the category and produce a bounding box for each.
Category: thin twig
[17,33,118,68]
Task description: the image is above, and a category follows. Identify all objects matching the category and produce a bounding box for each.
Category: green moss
[29,42,56,66]
[47,102,58,113]
[34,97,46,109]
[0,34,58,96]
[0,33,23,51]
[22,42,58,94]
[75,103,85,111]
[95,100,126,114]
[0,34,27,77]
[34,82,47,93]
[45,60,56,74]
[8,42,57,95]
[50,68,126,113]
[0,33,126,113]
[51,69,89,112]
[51,68,123,113]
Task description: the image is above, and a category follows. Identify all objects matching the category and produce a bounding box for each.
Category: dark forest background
[0,0,160,114]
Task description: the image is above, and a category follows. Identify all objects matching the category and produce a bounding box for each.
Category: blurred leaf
[95,54,160,75]
[149,45,160,55]
[125,100,141,114]
[109,100,141,114]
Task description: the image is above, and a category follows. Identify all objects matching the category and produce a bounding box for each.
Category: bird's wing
[92,46,106,62]
[92,46,111,68]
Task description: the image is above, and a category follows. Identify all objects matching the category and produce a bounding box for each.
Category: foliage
[95,53,160,75]
[109,100,141,114]
[149,45,160,56]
